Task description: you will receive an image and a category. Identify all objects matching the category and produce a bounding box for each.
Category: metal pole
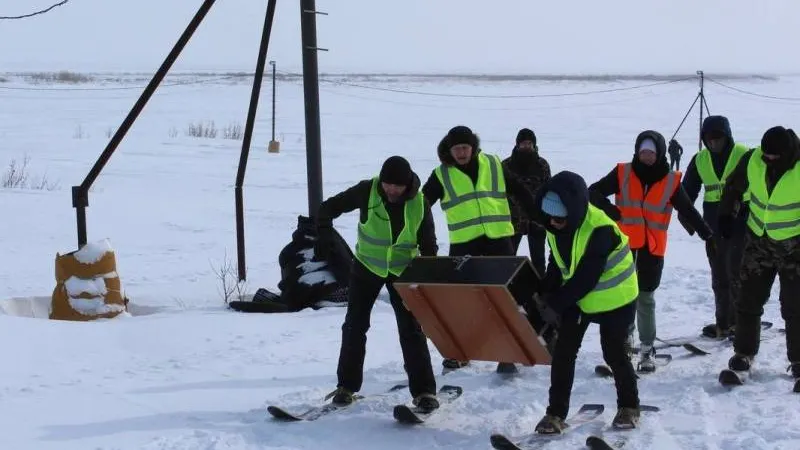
[72,0,218,247]
[270,60,276,142]
[300,0,326,216]
[235,0,278,282]
[698,70,705,152]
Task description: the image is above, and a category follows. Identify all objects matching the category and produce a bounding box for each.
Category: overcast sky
[1,0,797,74]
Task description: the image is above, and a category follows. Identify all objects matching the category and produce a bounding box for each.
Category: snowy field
[1,72,800,449]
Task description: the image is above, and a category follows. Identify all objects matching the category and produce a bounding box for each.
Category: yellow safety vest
[695,143,749,202]
[745,147,800,241]
[355,177,424,277]
[547,204,639,314]
[434,152,514,244]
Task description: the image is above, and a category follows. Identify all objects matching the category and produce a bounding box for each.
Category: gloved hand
[717,214,734,240]
[697,225,713,241]
[313,226,335,261]
[677,213,695,236]
[536,294,562,327]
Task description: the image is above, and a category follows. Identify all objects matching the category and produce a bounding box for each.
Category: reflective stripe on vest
[547,204,639,314]
[354,177,424,277]
[745,147,800,241]
[434,152,514,244]
[696,143,749,202]
[613,163,681,256]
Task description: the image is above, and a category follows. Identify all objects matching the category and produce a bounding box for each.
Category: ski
[719,368,748,386]
[594,354,670,378]
[686,321,776,356]
[586,435,621,450]
[267,383,407,421]
[392,385,463,424]
[489,403,604,450]
[584,405,660,449]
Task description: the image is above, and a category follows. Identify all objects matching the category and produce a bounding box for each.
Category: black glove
[536,295,561,327]
[677,213,695,236]
[717,214,734,240]
[313,226,335,261]
[697,222,713,241]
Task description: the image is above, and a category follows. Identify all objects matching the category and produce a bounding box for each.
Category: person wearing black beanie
[313,155,441,412]
[716,125,800,388]
[421,125,549,374]
[502,128,551,277]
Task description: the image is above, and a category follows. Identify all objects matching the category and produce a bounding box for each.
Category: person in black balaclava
[588,130,711,372]
[314,156,440,412]
[502,128,551,277]
[716,126,800,386]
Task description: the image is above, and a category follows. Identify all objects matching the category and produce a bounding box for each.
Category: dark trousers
[670,157,681,171]
[705,229,746,330]
[337,262,436,398]
[734,232,800,362]
[547,302,639,419]
[448,235,513,257]
[511,227,547,277]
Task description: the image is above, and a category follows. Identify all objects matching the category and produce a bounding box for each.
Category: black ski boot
[728,353,752,371]
[442,359,470,369]
[413,393,439,413]
[703,323,733,339]
[788,362,800,393]
[496,362,518,374]
[612,407,641,429]
[327,387,356,406]
[534,414,568,434]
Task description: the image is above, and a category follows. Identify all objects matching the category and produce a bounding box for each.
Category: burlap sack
[50,239,127,321]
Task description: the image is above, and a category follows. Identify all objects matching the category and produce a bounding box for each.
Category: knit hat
[516,128,537,145]
[541,191,568,218]
[379,156,412,186]
[761,126,792,156]
[638,138,657,153]
[446,125,478,149]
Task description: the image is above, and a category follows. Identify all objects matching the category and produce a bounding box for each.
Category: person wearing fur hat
[502,128,551,277]
[588,130,712,372]
[422,125,545,373]
[314,156,440,412]
[716,126,800,385]
[532,171,642,433]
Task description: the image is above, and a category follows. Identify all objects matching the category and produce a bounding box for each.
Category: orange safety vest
[614,163,681,256]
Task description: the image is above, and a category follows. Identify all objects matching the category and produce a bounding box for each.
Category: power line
[0,0,68,20]
[707,77,800,102]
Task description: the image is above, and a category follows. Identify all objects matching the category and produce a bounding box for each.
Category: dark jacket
[535,171,622,314]
[588,130,712,241]
[720,129,800,221]
[682,115,749,233]
[422,135,539,224]
[315,172,438,256]
[502,147,551,234]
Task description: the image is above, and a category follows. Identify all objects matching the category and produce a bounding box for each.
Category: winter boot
[442,359,470,369]
[496,362,519,374]
[326,387,356,406]
[788,363,800,393]
[534,414,568,434]
[637,344,656,373]
[728,353,752,372]
[702,323,732,339]
[412,393,439,413]
[612,407,640,429]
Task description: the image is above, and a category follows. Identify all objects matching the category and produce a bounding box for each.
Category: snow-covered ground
[1,72,800,449]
